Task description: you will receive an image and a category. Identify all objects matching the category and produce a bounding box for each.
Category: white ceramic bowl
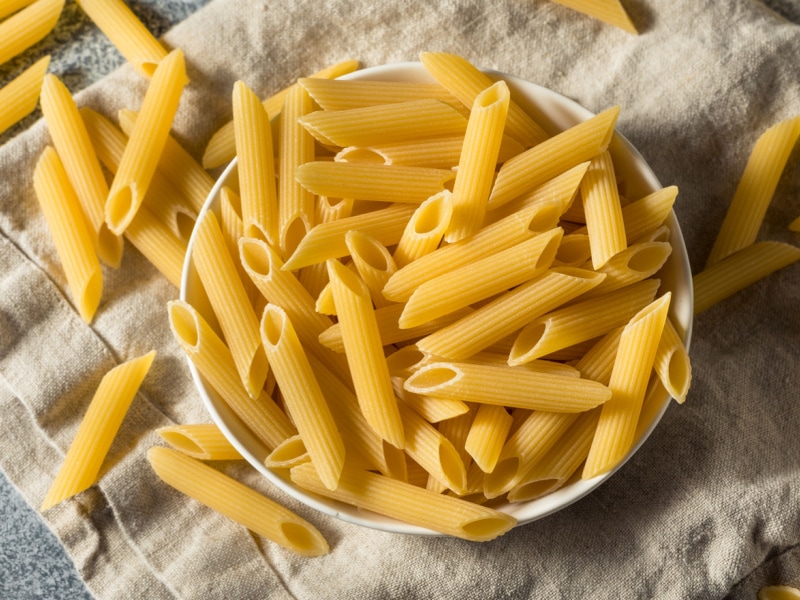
[181,62,693,536]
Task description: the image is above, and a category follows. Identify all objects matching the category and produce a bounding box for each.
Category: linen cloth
[1,0,799,598]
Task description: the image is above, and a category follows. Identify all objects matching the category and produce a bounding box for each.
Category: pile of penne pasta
[26,0,799,555]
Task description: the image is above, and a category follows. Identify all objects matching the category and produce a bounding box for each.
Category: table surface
[0,3,211,597]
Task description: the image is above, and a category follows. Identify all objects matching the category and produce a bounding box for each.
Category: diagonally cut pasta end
[105,183,139,235]
[458,512,517,542]
[77,266,103,324]
[277,520,330,557]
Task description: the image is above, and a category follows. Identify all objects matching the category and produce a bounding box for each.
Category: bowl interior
[180,62,693,535]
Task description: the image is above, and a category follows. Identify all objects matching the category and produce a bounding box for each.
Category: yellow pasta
[508,278,659,365]
[298,77,460,111]
[278,83,316,256]
[105,49,189,234]
[483,411,579,499]
[0,0,63,66]
[0,0,36,20]
[327,259,404,449]
[74,0,167,77]
[168,300,294,451]
[447,81,510,242]
[232,79,280,245]
[202,59,359,169]
[117,108,214,214]
[300,99,469,147]
[583,294,671,479]
[291,462,515,541]
[42,351,155,510]
[192,211,268,399]
[583,241,672,297]
[397,401,467,493]
[488,106,620,209]
[282,203,417,271]
[399,228,563,328]
[653,318,691,404]
[706,115,800,267]
[394,382,470,423]
[40,75,124,268]
[0,54,49,136]
[148,447,329,556]
[345,230,397,308]
[124,205,186,288]
[508,408,600,502]
[392,190,453,268]
[263,434,309,469]
[573,327,623,386]
[416,267,605,360]
[581,151,627,268]
[693,241,800,314]
[382,201,555,302]
[32,147,103,323]
[420,51,547,148]
[260,304,345,490]
[757,586,800,600]
[157,424,243,461]
[294,161,455,204]
[549,0,638,34]
[404,361,611,413]
[464,404,513,473]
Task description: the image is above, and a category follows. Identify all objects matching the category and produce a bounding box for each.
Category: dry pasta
[549,0,638,34]
[0,54,50,136]
[157,424,243,461]
[0,0,63,66]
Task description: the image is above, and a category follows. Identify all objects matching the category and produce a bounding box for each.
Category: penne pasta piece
[583,294,671,479]
[383,201,555,302]
[464,353,581,379]
[508,279,660,365]
[397,401,467,494]
[202,59,359,169]
[464,404,513,473]
[394,381,470,423]
[298,77,461,111]
[573,327,623,385]
[416,267,605,361]
[393,190,453,268]
[790,214,800,232]
[40,75,124,268]
[238,237,350,380]
[549,0,638,34]
[508,408,600,502]
[446,81,510,242]
[653,318,691,404]
[124,205,186,287]
[404,361,611,413]
[260,304,345,490]
[117,108,214,214]
[484,161,590,225]
[399,228,563,328]
[75,0,166,77]
[278,83,316,256]
[706,115,800,267]
[294,161,455,204]
[0,0,36,20]
[299,99,469,147]
[42,351,155,510]
[693,241,800,314]
[263,434,309,470]
[488,106,620,209]
[582,241,671,297]
[345,230,397,308]
[554,233,591,267]
[79,107,197,246]
[157,424,243,461]
[218,188,258,304]
[291,462,515,541]
[232,80,279,245]
[483,410,578,498]
[327,260,405,448]
[105,49,189,234]
[319,303,473,353]
[0,54,50,136]
[386,346,428,378]
[32,147,103,323]
[148,447,328,556]
[363,134,524,169]
[420,51,547,148]
[168,300,294,451]
[282,203,417,270]
[0,0,63,66]
[192,211,268,399]
[586,185,677,244]
[581,151,627,268]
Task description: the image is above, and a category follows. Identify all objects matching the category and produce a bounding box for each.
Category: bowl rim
[180,60,694,536]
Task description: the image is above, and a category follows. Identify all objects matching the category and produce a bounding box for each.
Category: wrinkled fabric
[0,1,798,598]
